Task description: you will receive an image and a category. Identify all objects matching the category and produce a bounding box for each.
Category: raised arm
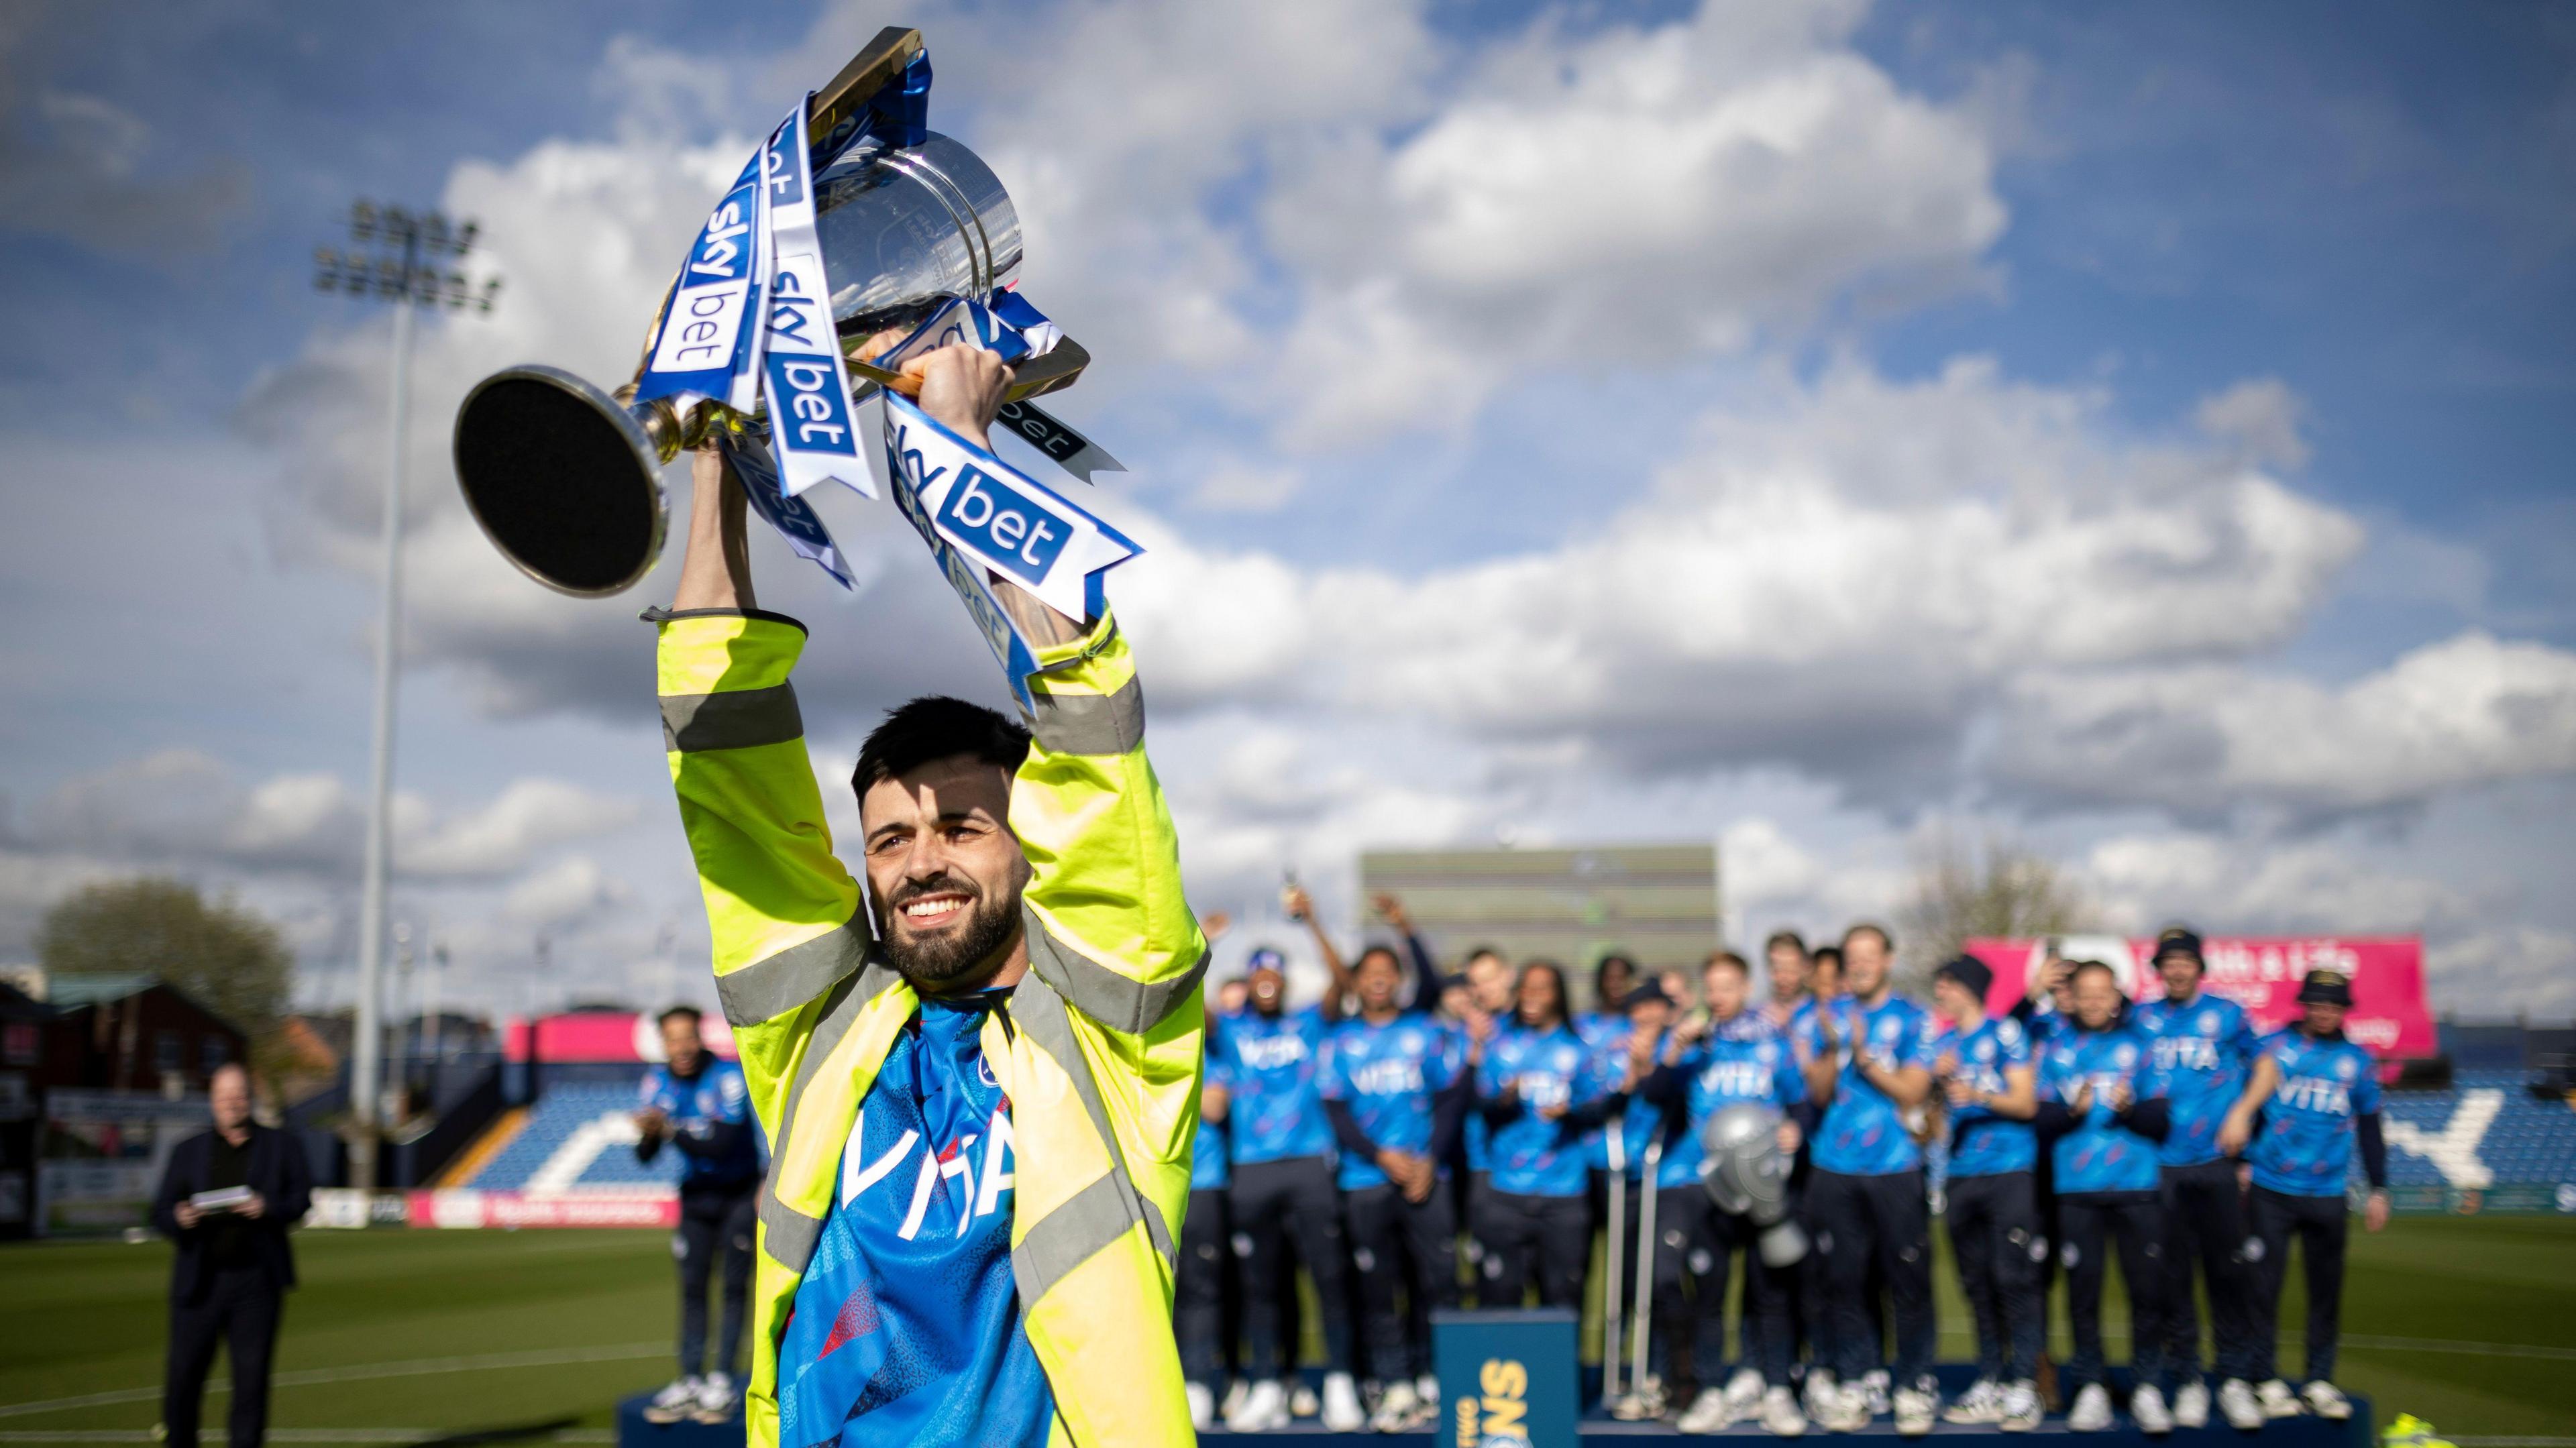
[1286,885,1355,1018]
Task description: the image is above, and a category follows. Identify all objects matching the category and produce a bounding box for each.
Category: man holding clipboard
[151,1062,313,1448]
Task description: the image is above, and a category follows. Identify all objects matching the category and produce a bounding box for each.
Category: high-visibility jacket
[653,604,1207,1447]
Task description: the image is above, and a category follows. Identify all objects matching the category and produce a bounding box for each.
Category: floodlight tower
[312,203,500,1192]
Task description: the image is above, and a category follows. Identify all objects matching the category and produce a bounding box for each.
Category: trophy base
[453,366,669,598]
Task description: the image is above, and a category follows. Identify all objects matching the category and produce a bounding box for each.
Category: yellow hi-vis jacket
[653,604,1207,1447]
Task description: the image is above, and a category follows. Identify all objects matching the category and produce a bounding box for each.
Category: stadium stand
[453,1079,681,1194]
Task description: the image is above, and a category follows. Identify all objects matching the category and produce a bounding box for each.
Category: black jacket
[151,1123,313,1303]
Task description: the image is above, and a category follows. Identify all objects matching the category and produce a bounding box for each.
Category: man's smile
[900,892,973,930]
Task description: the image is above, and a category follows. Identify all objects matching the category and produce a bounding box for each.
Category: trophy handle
[453,365,688,598]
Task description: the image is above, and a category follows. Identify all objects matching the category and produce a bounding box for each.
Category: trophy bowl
[454,365,667,598]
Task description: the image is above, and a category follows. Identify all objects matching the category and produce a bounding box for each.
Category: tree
[36,877,294,1049]
[1897,828,2088,985]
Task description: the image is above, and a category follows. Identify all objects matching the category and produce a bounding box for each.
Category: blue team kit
[639,1056,763,1188]
[1796,996,1941,1177]
[777,993,1052,1448]
[1212,1006,1336,1166]
[2133,991,2260,1167]
[1477,1023,1601,1197]
[1318,1015,1462,1190]
[2037,1025,2161,1195]
[1935,1014,2037,1178]
[1658,1012,1805,1190]
[2250,1029,2381,1197]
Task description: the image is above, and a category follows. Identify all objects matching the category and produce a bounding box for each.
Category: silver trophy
[1700,1102,1809,1268]
[450,27,1091,597]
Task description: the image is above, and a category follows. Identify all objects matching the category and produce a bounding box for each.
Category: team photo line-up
[1145,906,2389,1437]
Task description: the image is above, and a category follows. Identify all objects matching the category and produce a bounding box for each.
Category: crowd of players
[1183,891,2392,1437]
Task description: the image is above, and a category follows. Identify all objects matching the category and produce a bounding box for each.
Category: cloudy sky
[3,0,2571,1021]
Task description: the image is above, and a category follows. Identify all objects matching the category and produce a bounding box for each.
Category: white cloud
[2428,927,2576,1016]
[17,749,635,882]
[502,854,629,928]
[1120,357,2369,795]
[2196,376,2310,473]
[1260,0,2004,443]
[1996,630,2576,817]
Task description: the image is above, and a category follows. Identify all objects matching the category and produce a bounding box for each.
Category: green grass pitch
[1,1215,2570,1442]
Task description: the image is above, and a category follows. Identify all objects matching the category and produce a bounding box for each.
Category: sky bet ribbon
[879,394,1140,704]
[760,98,870,500]
[633,130,776,415]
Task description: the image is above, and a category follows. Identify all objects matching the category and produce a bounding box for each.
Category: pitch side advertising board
[1964,935,2435,1058]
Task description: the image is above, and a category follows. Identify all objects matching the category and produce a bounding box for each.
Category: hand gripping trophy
[451,27,1134,700]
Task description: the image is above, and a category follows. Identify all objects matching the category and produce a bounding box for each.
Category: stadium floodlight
[313,199,501,1194]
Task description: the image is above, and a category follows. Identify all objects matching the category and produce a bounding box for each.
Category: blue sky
[2,0,2569,1017]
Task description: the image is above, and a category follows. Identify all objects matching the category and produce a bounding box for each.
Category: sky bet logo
[936,465,1068,586]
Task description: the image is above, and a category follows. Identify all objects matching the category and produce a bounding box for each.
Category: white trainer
[2174,1378,2210,1429]
[2257,1378,2303,1418]
[1415,1374,1440,1409]
[1321,1372,1366,1432]
[1942,1378,2002,1424]
[1221,1377,1252,1423]
[1226,1378,1291,1433]
[2302,1381,2352,1421]
[1760,1384,1809,1437]
[1290,1380,1322,1419]
[1862,1370,1892,1416]
[691,1370,739,1425]
[1998,1380,2042,1433]
[1676,1386,1732,1433]
[1185,1382,1215,1432]
[2132,1383,2174,1437]
[1817,1383,1872,1433]
[642,1376,700,1425]
[1367,1380,1420,1434]
[1892,1386,1937,1437]
[1724,1366,1766,1418]
[1801,1370,1839,1426]
[2218,1378,2265,1431]
[2068,1382,2113,1433]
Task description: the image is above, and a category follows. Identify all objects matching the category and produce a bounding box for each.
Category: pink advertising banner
[502,1011,739,1064]
[1961,935,2434,1059]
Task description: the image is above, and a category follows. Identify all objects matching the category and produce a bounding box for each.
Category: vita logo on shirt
[837,1105,1017,1241]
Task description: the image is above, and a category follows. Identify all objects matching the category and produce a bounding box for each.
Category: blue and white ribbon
[760,99,871,500]
[634,142,774,415]
[720,431,854,588]
[880,394,1141,704]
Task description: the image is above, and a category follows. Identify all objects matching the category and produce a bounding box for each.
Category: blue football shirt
[775,993,1053,1448]
[2248,1029,2380,1197]
[1935,1015,2037,1178]
[1319,1015,1461,1190]
[1795,995,1939,1176]
[1477,1022,1599,1198]
[639,1056,763,1188]
[2036,1023,2161,1195]
[1211,1005,1334,1166]
[1656,1012,1804,1190]
[2132,991,2259,1167]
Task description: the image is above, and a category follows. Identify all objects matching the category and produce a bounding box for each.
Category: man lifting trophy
[454,27,1207,1446]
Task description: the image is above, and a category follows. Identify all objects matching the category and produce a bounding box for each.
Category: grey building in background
[1359,844,1722,975]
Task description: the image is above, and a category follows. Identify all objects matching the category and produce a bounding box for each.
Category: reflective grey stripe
[1009,1170,1136,1305]
[715,911,871,1027]
[1022,910,1205,1037]
[1024,676,1144,756]
[757,960,904,1274]
[759,1190,823,1270]
[1007,978,1173,1302]
[661,683,803,752]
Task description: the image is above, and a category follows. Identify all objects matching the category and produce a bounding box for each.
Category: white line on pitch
[0,1345,664,1420]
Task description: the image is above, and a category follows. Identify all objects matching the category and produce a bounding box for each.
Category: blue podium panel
[616,1392,743,1448]
[1433,1308,1582,1448]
